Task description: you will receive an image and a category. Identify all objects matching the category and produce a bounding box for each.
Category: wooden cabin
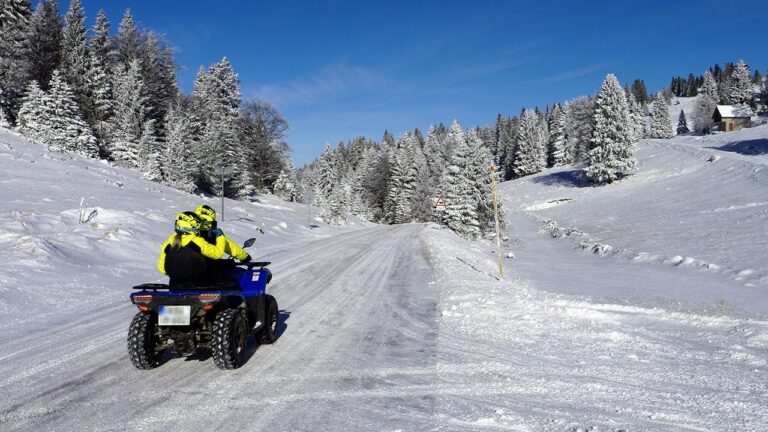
[713,105,753,132]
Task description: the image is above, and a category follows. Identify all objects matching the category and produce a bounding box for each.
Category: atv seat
[132,283,169,290]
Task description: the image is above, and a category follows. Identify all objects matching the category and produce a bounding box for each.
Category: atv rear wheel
[259,295,279,344]
[212,308,248,370]
[127,312,161,369]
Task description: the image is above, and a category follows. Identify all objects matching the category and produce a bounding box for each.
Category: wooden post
[490,163,504,280]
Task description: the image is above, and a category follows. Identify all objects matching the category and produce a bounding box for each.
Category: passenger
[193,204,251,268]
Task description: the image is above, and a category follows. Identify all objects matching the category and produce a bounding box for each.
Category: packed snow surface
[1,125,767,431]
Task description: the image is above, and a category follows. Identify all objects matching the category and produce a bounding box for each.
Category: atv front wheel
[212,308,248,369]
[259,295,279,344]
[127,312,161,369]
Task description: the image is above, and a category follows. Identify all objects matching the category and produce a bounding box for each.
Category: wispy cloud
[537,62,612,84]
[250,63,388,108]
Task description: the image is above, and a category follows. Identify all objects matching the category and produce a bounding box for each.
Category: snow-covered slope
[2,125,767,431]
[499,123,768,313]
[0,128,367,338]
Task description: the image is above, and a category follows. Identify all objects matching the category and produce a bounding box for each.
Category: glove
[209,228,223,237]
[240,254,252,263]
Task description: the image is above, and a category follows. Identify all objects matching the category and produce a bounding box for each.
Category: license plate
[158,305,191,326]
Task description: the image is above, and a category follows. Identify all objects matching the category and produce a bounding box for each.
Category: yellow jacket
[157,233,226,275]
[215,233,249,261]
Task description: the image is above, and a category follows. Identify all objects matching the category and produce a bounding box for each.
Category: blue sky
[79,0,766,165]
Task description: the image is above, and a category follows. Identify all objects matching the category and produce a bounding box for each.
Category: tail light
[198,294,220,303]
[133,294,152,303]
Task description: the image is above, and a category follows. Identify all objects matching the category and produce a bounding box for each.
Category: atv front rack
[243,261,271,269]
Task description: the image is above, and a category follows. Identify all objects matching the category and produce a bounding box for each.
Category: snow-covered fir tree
[626,92,647,142]
[424,124,448,188]
[564,96,594,163]
[115,9,140,68]
[26,0,62,91]
[15,80,54,143]
[138,118,162,181]
[676,110,689,134]
[408,139,433,222]
[511,109,546,177]
[693,94,717,133]
[384,140,408,223]
[439,125,480,239]
[724,60,753,105]
[547,103,567,167]
[700,70,719,102]
[313,143,336,207]
[110,59,147,167]
[162,105,196,193]
[0,0,32,124]
[585,73,634,184]
[191,58,242,193]
[650,93,673,139]
[272,168,297,201]
[465,128,504,235]
[47,69,97,157]
[60,0,90,114]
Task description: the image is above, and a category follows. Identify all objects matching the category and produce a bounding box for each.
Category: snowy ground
[1,124,767,431]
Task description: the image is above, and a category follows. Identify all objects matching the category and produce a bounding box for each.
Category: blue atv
[127,238,279,370]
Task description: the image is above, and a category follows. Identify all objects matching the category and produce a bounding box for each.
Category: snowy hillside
[499,123,768,313]
[1,127,767,430]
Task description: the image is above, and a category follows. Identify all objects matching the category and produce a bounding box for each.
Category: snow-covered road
[0,224,442,431]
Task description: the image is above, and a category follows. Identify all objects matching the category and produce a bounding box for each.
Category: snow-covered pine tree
[314,143,336,207]
[322,180,349,225]
[677,110,689,134]
[60,0,90,113]
[585,73,634,184]
[424,124,448,188]
[384,140,408,223]
[631,79,649,105]
[110,59,147,167]
[727,60,753,105]
[86,48,113,150]
[565,96,594,163]
[162,105,196,192]
[511,109,546,177]
[15,80,54,143]
[191,58,242,193]
[693,94,716,133]
[500,116,519,179]
[626,92,647,142]
[137,118,163,181]
[26,0,62,91]
[700,70,719,103]
[465,128,504,234]
[47,69,98,157]
[90,9,112,70]
[650,93,673,139]
[115,9,140,68]
[352,146,383,221]
[140,31,179,130]
[0,0,32,123]
[272,168,297,201]
[547,103,567,167]
[409,139,433,222]
[439,128,480,239]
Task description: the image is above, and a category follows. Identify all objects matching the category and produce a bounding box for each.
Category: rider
[157,211,227,286]
[193,204,251,265]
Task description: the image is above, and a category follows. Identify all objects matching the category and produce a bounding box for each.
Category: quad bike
[127,238,279,370]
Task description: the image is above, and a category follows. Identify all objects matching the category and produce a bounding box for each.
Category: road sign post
[490,163,504,280]
[218,166,235,221]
